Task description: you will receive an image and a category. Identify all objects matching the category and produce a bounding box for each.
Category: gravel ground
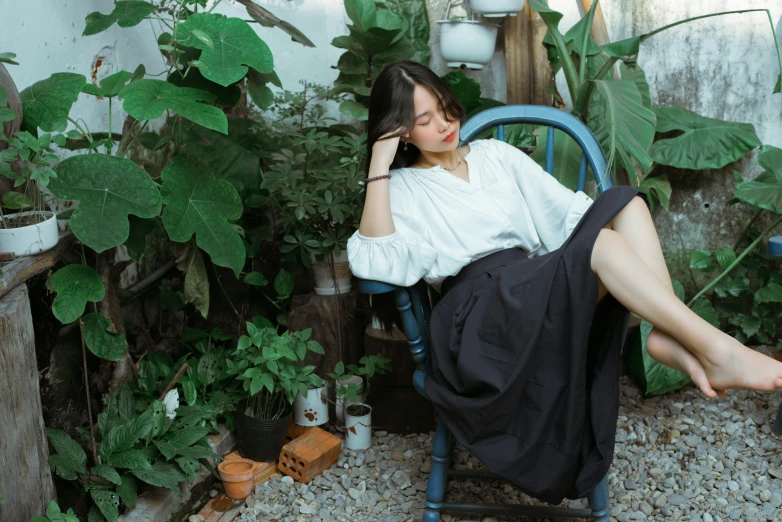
[193,375,782,522]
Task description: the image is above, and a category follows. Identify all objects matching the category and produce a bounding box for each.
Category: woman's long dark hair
[364,61,466,333]
[366,60,466,171]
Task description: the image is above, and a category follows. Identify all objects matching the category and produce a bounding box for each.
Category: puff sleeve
[347,178,438,287]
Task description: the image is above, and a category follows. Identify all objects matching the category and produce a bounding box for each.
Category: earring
[403,142,408,151]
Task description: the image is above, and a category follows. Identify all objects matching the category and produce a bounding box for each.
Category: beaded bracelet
[359,174,391,186]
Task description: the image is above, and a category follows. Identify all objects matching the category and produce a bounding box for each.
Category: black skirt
[425,186,646,505]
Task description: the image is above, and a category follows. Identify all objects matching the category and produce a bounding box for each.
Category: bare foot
[699,334,782,392]
[647,328,727,399]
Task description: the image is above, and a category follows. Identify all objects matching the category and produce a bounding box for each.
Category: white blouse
[347,138,594,293]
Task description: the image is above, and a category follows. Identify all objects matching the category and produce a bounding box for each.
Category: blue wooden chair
[356,106,620,521]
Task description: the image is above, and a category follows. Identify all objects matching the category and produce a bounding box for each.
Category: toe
[694,376,717,399]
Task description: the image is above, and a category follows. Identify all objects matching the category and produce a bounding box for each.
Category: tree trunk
[0,284,57,522]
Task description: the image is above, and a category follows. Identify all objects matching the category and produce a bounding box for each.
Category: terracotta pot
[217,458,258,500]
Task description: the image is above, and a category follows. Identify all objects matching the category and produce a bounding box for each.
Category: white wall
[600,0,782,149]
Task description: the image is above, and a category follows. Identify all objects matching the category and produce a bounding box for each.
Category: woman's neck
[414,148,464,170]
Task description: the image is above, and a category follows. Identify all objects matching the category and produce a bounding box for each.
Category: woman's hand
[372,128,406,169]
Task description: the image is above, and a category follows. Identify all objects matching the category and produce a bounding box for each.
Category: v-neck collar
[412,142,481,191]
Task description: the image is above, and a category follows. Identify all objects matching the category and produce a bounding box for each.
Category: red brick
[278,426,341,483]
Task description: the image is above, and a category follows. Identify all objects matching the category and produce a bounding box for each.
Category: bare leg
[591,227,782,393]
[608,197,726,398]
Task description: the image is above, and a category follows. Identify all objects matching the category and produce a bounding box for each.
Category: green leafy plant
[46,384,218,522]
[231,318,325,419]
[327,354,392,407]
[525,0,781,210]
[177,326,245,429]
[331,0,429,120]
[0,130,63,221]
[30,501,79,522]
[243,267,295,326]
[21,0,312,395]
[261,127,367,266]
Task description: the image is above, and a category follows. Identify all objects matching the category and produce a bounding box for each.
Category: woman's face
[404,85,460,153]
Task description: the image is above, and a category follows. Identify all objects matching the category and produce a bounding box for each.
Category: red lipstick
[443,131,456,143]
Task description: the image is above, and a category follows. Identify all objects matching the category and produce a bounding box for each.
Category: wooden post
[504,2,553,106]
[0,284,56,522]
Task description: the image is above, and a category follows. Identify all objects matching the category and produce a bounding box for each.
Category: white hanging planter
[335,375,364,428]
[344,403,372,450]
[310,250,352,295]
[437,20,499,70]
[471,0,525,17]
[0,211,59,257]
[293,378,329,426]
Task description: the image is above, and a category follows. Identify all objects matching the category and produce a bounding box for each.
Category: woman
[347,60,782,503]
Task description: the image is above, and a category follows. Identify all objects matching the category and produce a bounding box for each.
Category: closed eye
[419,119,431,126]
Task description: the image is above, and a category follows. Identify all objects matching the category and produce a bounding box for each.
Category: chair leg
[774,402,782,436]
[587,473,611,522]
[423,419,450,522]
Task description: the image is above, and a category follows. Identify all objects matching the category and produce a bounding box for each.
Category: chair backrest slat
[578,153,588,193]
[545,126,555,175]
[497,124,505,142]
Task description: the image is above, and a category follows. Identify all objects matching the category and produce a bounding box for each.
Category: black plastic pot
[235,400,292,462]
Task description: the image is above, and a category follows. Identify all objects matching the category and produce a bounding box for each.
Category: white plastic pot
[344,403,372,450]
[0,211,59,256]
[335,375,365,427]
[471,0,525,17]
[293,379,329,426]
[310,250,352,295]
[437,20,499,70]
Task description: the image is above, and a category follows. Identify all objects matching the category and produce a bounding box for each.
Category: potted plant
[292,375,329,426]
[257,84,367,295]
[230,318,325,461]
[330,363,366,429]
[472,0,526,18]
[327,355,392,450]
[0,127,63,256]
[437,1,501,70]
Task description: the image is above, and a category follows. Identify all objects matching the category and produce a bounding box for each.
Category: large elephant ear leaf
[20,73,86,133]
[161,154,245,277]
[735,145,782,213]
[119,79,228,134]
[46,265,105,324]
[50,154,162,253]
[84,1,157,36]
[650,107,760,170]
[174,13,274,87]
